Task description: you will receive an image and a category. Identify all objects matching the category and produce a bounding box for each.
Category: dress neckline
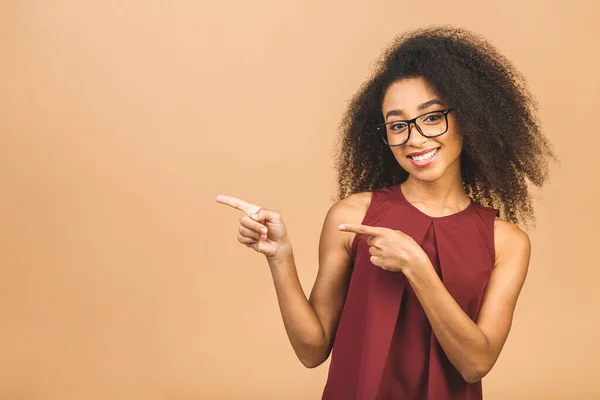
[395,184,474,221]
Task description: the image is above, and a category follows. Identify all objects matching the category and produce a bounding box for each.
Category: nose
[405,121,427,147]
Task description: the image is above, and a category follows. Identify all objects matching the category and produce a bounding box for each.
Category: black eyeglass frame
[376,108,455,147]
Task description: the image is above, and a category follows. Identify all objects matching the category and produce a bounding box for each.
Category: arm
[404,218,531,383]
[267,194,369,368]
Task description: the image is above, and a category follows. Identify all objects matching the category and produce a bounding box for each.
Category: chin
[396,159,443,181]
[406,168,445,182]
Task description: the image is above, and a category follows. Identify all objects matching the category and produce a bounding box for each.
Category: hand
[338,223,430,274]
[216,195,291,260]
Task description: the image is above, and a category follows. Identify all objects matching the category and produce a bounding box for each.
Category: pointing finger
[338,224,381,236]
[216,195,262,215]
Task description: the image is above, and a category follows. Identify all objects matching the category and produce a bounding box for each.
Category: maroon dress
[322,184,498,400]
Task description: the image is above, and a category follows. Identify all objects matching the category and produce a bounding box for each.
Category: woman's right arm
[216,193,370,368]
[269,196,369,367]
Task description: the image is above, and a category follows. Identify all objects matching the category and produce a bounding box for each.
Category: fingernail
[260,227,267,234]
[251,213,259,219]
[338,224,346,230]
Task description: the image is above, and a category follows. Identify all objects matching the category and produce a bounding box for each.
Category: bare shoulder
[493,217,531,268]
[322,191,373,252]
[326,191,372,224]
[493,217,530,248]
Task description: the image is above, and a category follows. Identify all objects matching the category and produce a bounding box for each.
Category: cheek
[443,131,463,156]
[434,120,463,154]
[446,120,463,150]
[390,147,410,167]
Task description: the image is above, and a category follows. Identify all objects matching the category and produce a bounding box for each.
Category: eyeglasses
[376,108,454,147]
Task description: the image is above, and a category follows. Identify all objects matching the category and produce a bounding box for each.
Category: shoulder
[326,191,372,222]
[493,217,530,248]
[493,216,531,268]
[323,192,373,252]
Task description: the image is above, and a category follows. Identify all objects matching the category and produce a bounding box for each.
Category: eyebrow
[385,99,446,120]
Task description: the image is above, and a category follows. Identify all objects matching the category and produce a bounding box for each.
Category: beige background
[1,0,598,399]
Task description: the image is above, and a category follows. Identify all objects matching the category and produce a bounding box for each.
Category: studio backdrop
[0,0,598,399]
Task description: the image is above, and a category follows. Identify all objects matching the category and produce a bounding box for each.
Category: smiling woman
[217,25,555,400]
[335,26,556,226]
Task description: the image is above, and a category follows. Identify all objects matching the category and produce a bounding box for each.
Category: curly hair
[333,26,556,227]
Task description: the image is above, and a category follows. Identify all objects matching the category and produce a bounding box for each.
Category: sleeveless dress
[321,184,499,400]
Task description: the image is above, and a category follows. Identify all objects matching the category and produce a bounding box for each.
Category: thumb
[250,208,280,224]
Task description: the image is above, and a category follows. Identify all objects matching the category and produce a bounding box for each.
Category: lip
[408,148,440,168]
[407,147,441,157]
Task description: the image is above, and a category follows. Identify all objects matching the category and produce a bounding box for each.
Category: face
[381,77,462,182]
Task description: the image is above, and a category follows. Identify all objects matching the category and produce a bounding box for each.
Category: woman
[217,26,554,399]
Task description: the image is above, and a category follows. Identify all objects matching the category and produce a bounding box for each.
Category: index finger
[216,195,261,215]
[338,224,381,236]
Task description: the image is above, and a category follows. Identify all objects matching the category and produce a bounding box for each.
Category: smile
[408,148,440,167]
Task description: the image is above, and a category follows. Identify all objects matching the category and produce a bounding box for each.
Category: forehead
[382,77,440,111]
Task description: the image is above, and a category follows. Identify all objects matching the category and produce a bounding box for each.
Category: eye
[389,122,408,131]
[421,112,445,123]
[424,114,441,122]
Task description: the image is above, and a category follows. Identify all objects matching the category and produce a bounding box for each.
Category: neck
[401,171,470,212]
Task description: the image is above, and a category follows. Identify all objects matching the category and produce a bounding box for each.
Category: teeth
[411,149,438,162]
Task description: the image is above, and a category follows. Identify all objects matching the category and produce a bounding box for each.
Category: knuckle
[254,220,265,229]
[251,205,262,214]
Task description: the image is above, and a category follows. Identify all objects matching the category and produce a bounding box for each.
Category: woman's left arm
[404,219,531,383]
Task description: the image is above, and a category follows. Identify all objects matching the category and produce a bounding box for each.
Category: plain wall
[1,0,599,398]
